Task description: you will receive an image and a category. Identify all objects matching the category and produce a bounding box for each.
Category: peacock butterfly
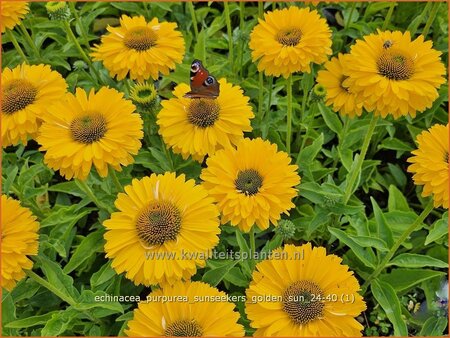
[183,59,220,99]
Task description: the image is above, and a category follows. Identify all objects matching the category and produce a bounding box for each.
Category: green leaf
[352,236,389,252]
[74,290,124,313]
[370,197,394,248]
[318,102,343,135]
[2,165,18,195]
[419,316,448,336]
[36,254,80,301]
[40,309,78,336]
[380,268,446,292]
[41,204,94,228]
[297,133,324,165]
[379,138,413,152]
[328,227,376,268]
[387,253,448,268]
[63,230,105,273]
[5,312,58,328]
[202,260,239,287]
[388,185,410,212]
[235,229,252,275]
[194,29,206,62]
[371,279,408,336]
[2,292,17,336]
[425,212,448,245]
[224,267,249,287]
[48,181,85,198]
[90,262,117,289]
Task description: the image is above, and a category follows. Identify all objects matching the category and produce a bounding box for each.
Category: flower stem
[249,226,256,268]
[361,199,434,292]
[258,72,264,124]
[224,1,234,72]
[187,2,199,39]
[68,2,90,48]
[298,81,310,153]
[109,168,123,192]
[6,30,28,63]
[238,1,245,78]
[381,2,396,30]
[63,20,101,82]
[286,74,293,154]
[18,23,40,59]
[422,1,440,38]
[342,114,378,205]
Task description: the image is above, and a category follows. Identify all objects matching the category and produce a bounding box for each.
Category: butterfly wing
[184,60,220,99]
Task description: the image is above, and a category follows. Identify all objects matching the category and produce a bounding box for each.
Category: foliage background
[1,1,449,336]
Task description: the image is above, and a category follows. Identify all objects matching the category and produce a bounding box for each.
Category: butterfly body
[184,60,220,99]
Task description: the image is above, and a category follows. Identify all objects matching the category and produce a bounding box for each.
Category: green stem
[63,21,90,64]
[286,74,293,154]
[345,2,356,28]
[161,143,174,171]
[266,76,273,115]
[75,179,112,213]
[63,20,101,81]
[109,168,123,192]
[238,1,245,78]
[258,1,263,18]
[26,270,76,306]
[361,199,434,292]
[249,226,256,260]
[422,2,440,38]
[18,23,40,59]
[381,2,396,30]
[224,1,234,72]
[258,72,264,124]
[69,2,90,48]
[342,114,378,204]
[298,81,310,153]
[6,30,28,63]
[187,2,199,39]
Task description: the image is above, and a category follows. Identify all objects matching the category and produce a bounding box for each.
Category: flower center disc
[282,280,325,325]
[2,79,37,114]
[136,201,182,246]
[187,99,220,128]
[377,51,414,80]
[164,319,203,337]
[276,28,302,47]
[70,113,107,144]
[235,169,263,196]
[124,27,157,51]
